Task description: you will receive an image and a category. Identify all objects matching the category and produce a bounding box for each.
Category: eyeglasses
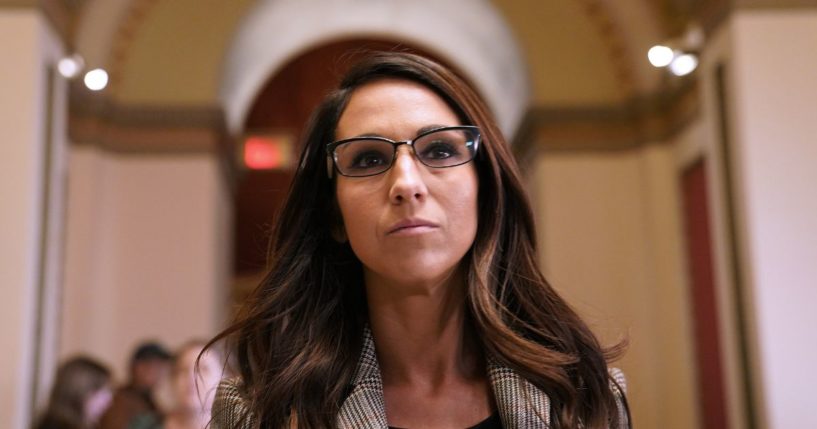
[326,126,480,178]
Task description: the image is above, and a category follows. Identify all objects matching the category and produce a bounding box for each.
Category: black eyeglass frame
[325,125,481,178]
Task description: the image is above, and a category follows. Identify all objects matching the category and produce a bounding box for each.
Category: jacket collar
[337,327,551,429]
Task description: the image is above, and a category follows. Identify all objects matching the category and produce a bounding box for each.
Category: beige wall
[528,10,817,429]
[531,146,699,429]
[61,146,231,381]
[677,20,756,429]
[0,9,66,429]
[730,10,817,429]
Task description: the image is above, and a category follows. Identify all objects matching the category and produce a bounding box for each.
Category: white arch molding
[219,0,531,139]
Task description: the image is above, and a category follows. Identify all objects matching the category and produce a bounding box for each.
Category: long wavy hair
[208,52,628,428]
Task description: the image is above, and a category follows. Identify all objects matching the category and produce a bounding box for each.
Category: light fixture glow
[648,45,675,68]
[57,55,84,79]
[84,68,108,91]
[669,53,699,76]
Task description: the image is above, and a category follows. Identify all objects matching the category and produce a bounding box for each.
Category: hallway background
[2,1,816,428]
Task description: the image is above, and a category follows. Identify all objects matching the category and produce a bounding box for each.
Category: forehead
[336,78,461,140]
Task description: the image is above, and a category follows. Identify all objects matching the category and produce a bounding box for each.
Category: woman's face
[171,346,221,413]
[334,79,479,290]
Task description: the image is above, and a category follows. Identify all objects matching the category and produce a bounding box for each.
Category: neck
[365,268,483,388]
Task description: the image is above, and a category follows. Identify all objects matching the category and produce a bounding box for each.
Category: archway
[219,0,530,138]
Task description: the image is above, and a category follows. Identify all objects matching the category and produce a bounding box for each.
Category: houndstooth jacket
[211,328,629,429]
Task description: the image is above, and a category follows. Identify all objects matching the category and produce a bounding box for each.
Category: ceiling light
[648,45,674,68]
[84,68,109,91]
[669,53,699,76]
[57,54,84,79]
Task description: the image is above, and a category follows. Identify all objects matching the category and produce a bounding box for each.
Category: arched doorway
[218,0,530,138]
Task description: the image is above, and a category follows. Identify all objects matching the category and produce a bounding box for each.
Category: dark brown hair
[34,356,111,429]
[209,52,628,428]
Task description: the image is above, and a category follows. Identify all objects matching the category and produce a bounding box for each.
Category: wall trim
[68,85,238,191]
[736,0,817,9]
[106,0,160,94]
[513,78,700,164]
[69,84,225,155]
[577,0,636,96]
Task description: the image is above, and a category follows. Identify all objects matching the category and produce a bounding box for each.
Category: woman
[34,356,113,429]
[209,52,630,429]
[162,341,223,429]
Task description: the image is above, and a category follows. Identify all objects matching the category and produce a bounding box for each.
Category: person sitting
[162,340,223,429]
[99,342,171,429]
[34,356,113,429]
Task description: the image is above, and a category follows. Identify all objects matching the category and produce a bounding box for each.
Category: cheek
[451,169,479,231]
[443,171,480,258]
[336,183,377,240]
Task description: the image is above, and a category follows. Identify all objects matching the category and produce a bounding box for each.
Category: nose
[388,145,427,204]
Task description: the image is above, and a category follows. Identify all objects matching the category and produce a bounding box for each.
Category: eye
[349,150,388,169]
[419,140,461,160]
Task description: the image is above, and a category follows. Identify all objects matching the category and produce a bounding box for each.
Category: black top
[388,412,502,429]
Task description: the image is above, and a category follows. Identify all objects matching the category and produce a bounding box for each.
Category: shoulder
[211,377,255,429]
[608,367,631,428]
[608,367,627,393]
[111,386,151,410]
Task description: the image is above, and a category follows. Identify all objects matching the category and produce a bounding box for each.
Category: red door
[682,159,730,429]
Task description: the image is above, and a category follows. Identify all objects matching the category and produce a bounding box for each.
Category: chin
[386,263,464,289]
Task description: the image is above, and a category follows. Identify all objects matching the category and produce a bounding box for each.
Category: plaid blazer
[212,328,629,428]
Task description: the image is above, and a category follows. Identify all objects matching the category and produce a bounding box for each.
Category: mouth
[387,219,439,235]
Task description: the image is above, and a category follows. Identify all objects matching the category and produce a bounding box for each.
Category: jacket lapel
[337,328,552,429]
[488,359,551,428]
[337,327,389,429]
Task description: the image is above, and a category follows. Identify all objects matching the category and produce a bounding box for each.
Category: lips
[387,218,439,235]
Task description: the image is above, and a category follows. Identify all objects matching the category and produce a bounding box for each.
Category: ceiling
[68,0,711,112]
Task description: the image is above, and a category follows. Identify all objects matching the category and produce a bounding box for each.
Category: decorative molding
[577,0,636,96]
[69,83,226,155]
[512,78,700,164]
[68,84,238,191]
[107,0,161,93]
[736,0,817,9]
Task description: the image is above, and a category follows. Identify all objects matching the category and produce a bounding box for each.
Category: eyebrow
[417,124,449,135]
[352,124,451,140]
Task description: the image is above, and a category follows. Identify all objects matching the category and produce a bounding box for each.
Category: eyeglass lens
[333,128,478,177]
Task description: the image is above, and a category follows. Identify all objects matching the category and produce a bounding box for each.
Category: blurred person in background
[100,342,171,429]
[34,356,113,429]
[162,340,224,429]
